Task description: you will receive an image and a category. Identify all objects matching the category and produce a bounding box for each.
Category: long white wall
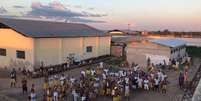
[34,36,111,67]
[0,29,34,70]
[34,38,62,67]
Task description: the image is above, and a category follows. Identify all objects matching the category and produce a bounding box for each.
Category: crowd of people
[8,59,191,101]
[38,62,168,101]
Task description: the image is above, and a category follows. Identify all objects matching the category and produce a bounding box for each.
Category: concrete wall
[83,37,98,59]
[126,41,170,67]
[98,36,111,56]
[34,36,111,66]
[34,38,62,67]
[0,29,34,70]
[62,38,83,62]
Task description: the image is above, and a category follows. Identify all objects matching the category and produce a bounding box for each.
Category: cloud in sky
[24,1,107,23]
[0,6,7,14]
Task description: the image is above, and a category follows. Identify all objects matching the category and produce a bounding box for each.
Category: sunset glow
[0,0,201,31]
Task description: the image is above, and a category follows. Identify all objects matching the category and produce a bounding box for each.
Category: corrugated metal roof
[149,38,186,48]
[112,36,141,43]
[0,18,105,38]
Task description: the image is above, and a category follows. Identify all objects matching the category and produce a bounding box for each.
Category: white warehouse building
[0,18,111,70]
[126,38,186,67]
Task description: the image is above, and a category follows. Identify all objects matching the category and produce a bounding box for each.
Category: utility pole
[128,24,130,34]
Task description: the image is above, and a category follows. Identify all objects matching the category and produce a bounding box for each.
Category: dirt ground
[0,58,200,101]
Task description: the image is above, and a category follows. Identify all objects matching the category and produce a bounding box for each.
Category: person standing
[10,68,17,87]
[184,70,188,90]
[179,72,184,89]
[154,77,160,92]
[53,87,59,101]
[161,79,167,94]
[124,84,130,101]
[144,78,149,91]
[60,74,66,86]
[112,87,120,101]
[31,84,35,92]
[30,90,37,101]
[46,87,52,101]
[22,77,28,94]
[43,77,49,92]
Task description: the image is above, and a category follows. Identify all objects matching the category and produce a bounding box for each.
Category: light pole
[128,24,130,34]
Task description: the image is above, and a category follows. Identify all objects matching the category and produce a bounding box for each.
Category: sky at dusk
[0,0,201,31]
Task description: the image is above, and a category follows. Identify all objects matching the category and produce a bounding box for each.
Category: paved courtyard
[0,58,200,101]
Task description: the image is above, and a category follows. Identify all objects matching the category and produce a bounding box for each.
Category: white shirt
[157,72,163,80]
[100,62,103,68]
[104,69,109,75]
[102,73,106,80]
[91,70,96,76]
[154,79,160,85]
[119,71,123,77]
[125,77,129,84]
[70,78,75,83]
[81,71,85,76]
[134,65,139,71]
[30,92,36,101]
[161,74,167,81]
[137,78,143,85]
[144,79,149,85]
[125,86,129,93]
[53,91,58,97]
[60,76,65,81]
[81,96,86,101]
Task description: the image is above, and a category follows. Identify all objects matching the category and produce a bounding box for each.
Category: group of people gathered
[8,56,191,101]
[40,62,168,101]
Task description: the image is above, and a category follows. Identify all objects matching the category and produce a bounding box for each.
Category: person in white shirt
[53,88,59,101]
[154,77,160,92]
[91,69,96,76]
[137,77,143,88]
[119,70,123,77]
[70,77,76,87]
[157,70,163,81]
[134,65,139,71]
[30,90,36,101]
[60,74,66,86]
[125,77,129,84]
[100,62,104,68]
[144,78,149,90]
[125,85,130,100]
[122,71,127,77]
[81,95,86,101]
[104,69,109,75]
[161,72,167,82]
[72,89,78,101]
[81,70,86,77]
[102,73,106,80]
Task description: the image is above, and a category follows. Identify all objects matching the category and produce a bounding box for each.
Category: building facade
[126,39,186,67]
[0,18,111,70]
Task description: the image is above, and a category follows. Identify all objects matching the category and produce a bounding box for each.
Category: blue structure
[149,38,186,48]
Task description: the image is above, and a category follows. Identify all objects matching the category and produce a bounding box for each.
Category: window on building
[16,50,25,59]
[0,48,6,56]
[86,46,93,53]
